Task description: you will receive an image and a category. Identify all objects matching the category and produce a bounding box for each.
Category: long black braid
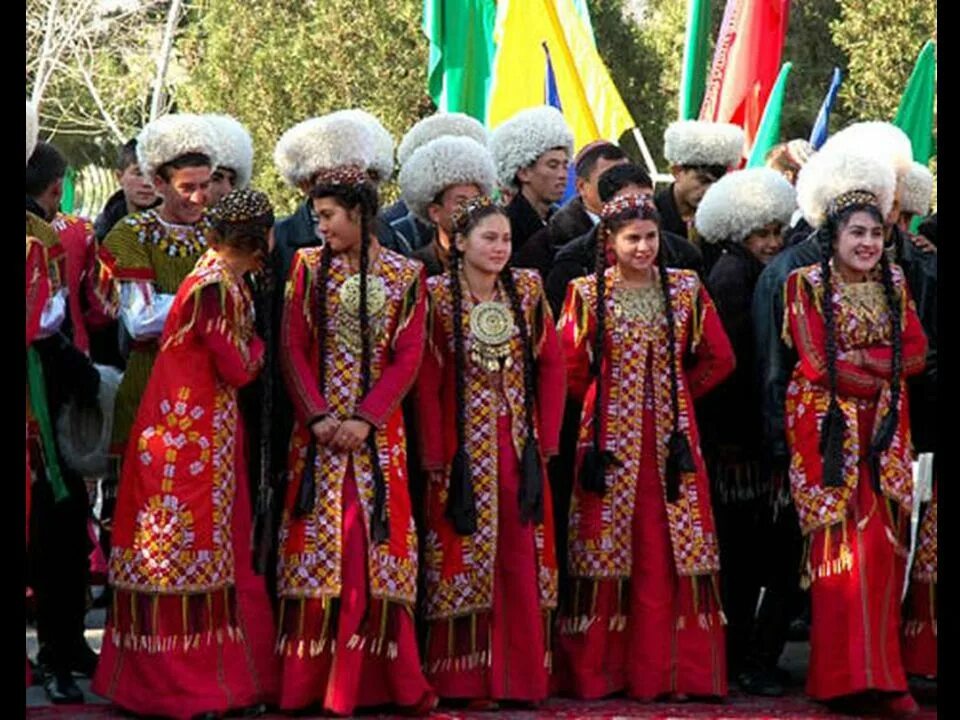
[871,251,903,462]
[499,267,544,524]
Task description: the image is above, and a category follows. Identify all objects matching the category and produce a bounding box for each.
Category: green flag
[60,165,76,213]
[678,0,712,120]
[747,62,792,168]
[894,40,936,164]
[423,0,496,121]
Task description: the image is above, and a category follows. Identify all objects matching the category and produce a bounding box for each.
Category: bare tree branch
[150,0,184,121]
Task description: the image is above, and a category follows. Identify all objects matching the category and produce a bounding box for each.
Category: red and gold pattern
[783,263,928,538]
[25,235,51,346]
[109,250,264,597]
[277,247,426,606]
[560,268,723,581]
[419,269,561,621]
[912,488,936,584]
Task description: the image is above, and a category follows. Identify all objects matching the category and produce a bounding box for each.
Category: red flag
[699,0,791,155]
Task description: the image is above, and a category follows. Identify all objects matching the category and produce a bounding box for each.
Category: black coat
[544,223,705,318]
[513,196,594,281]
[411,237,449,278]
[506,192,549,260]
[655,184,719,276]
[752,225,938,463]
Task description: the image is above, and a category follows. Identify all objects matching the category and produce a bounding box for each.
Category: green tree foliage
[180,0,430,214]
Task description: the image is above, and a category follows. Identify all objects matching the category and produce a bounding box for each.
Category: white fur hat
[664,120,744,167]
[137,113,219,182]
[204,114,254,189]
[26,100,39,166]
[399,136,497,223]
[796,148,896,229]
[490,106,574,189]
[898,161,934,216]
[820,121,913,180]
[327,109,396,183]
[695,168,797,243]
[398,113,489,167]
[274,111,393,188]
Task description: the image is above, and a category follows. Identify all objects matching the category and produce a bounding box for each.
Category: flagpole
[631,127,673,185]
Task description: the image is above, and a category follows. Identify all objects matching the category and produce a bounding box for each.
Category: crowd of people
[25,98,937,719]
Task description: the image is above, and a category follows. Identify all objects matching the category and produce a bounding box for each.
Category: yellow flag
[487,0,636,152]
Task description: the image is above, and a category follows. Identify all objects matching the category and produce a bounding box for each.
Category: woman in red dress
[785,149,928,716]
[555,193,734,701]
[275,165,435,715]
[92,190,279,719]
[415,196,565,707]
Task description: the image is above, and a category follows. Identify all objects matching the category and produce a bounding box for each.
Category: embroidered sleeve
[280,250,329,425]
[26,237,51,346]
[535,304,566,456]
[558,279,594,403]
[686,284,736,399]
[355,268,428,430]
[195,284,264,388]
[785,270,881,399]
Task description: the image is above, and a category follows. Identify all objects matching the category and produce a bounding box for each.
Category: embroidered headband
[451,194,497,235]
[827,189,881,218]
[600,192,658,220]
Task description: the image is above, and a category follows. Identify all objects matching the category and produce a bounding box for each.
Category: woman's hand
[331,418,372,452]
[311,416,340,445]
[427,469,446,486]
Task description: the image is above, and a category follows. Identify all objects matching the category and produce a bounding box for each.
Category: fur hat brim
[327,109,395,183]
[664,120,744,167]
[26,100,39,166]
[899,161,934,216]
[820,122,913,181]
[137,113,220,182]
[695,168,797,243]
[796,149,896,228]
[205,114,254,189]
[490,106,574,189]
[399,136,497,223]
[398,113,489,166]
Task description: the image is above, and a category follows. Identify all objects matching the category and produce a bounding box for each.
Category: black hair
[597,163,653,203]
[213,214,274,256]
[680,163,728,182]
[156,152,213,182]
[575,143,628,180]
[26,142,67,196]
[117,138,138,172]
[816,203,902,490]
[444,201,544,532]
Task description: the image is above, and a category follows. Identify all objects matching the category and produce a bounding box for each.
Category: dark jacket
[752,225,938,463]
[699,243,766,456]
[411,236,449,278]
[655,183,720,276]
[544,223,705,318]
[389,209,433,255]
[93,189,161,242]
[506,192,549,260]
[513,196,595,281]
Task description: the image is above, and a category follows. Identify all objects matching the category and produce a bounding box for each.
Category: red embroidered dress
[415,268,565,701]
[555,267,734,700]
[783,263,927,700]
[92,250,278,719]
[902,482,936,677]
[276,246,432,714]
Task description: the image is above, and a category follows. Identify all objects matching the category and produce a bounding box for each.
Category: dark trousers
[28,459,91,671]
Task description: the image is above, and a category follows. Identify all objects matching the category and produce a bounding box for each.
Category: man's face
[427,183,482,236]
[154,165,213,224]
[517,148,570,205]
[117,163,157,210]
[208,167,237,206]
[672,166,720,210]
[577,156,628,214]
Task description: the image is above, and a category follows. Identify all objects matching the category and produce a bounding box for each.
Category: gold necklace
[464,276,516,372]
[612,271,664,323]
[336,273,388,355]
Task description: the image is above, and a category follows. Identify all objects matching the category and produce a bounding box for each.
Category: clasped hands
[310,415,372,452]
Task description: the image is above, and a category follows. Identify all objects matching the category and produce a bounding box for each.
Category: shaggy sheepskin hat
[326,108,396,183]
[136,113,219,182]
[819,121,913,180]
[399,136,497,223]
[663,120,744,167]
[490,106,574,190]
[898,161,934,216]
[398,112,489,167]
[695,168,797,243]
[204,114,254,189]
[26,100,39,166]
[274,111,386,188]
[796,148,896,229]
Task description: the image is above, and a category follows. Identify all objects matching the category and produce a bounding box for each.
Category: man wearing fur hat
[204,114,255,205]
[397,134,497,277]
[513,140,627,280]
[694,167,797,697]
[99,113,219,468]
[490,106,574,257]
[897,162,935,246]
[656,120,745,276]
[389,112,490,255]
[751,124,937,687]
[767,139,818,247]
